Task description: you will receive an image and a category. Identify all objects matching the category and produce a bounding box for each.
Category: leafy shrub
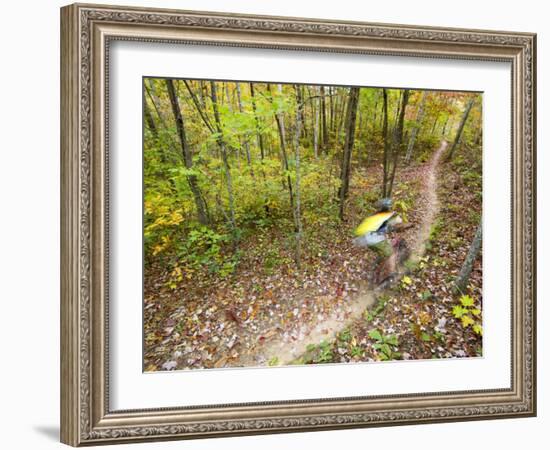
[368,329,401,360]
[452,295,482,335]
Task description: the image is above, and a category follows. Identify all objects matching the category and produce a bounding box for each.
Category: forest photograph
[143,78,483,372]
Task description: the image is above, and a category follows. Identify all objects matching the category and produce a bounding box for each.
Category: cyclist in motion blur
[353,198,411,287]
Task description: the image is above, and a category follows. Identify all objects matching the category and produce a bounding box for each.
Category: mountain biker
[353,198,410,286]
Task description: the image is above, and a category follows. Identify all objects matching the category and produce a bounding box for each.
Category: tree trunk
[320,85,328,151]
[473,125,483,147]
[165,79,209,225]
[387,89,410,197]
[336,92,348,144]
[235,83,254,177]
[249,83,265,161]
[183,80,214,133]
[329,86,335,137]
[210,82,237,233]
[372,89,381,133]
[382,88,390,197]
[446,97,475,161]
[393,90,403,125]
[454,223,482,293]
[293,86,304,269]
[313,86,320,158]
[273,84,295,217]
[431,117,439,135]
[145,79,164,123]
[404,91,427,164]
[442,118,450,138]
[198,81,207,109]
[338,87,360,220]
[144,100,158,141]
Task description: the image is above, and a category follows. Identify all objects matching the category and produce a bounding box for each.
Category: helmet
[375,198,392,212]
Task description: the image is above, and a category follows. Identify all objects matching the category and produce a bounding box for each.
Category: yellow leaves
[169,210,183,225]
[418,311,432,326]
[152,235,171,256]
[453,295,482,332]
[459,295,475,307]
[461,315,475,328]
[168,265,184,289]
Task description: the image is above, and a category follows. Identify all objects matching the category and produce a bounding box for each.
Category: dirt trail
[409,140,447,260]
[249,141,448,366]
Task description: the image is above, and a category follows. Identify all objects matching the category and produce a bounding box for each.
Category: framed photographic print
[60,3,536,446]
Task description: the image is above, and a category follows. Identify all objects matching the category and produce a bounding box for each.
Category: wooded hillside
[143,79,483,371]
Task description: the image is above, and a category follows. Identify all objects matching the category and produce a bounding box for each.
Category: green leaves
[421,332,432,342]
[302,340,335,364]
[368,329,383,342]
[368,329,401,361]
[338,329,352,342]
[268,356,279,366]
[452,305,468,319]
[460,295,475,307]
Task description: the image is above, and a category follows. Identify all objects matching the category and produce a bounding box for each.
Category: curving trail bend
[251,141,448,366]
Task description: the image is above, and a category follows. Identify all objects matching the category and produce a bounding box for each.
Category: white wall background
[0,0,545,449]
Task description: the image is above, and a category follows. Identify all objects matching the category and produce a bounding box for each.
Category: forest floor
[144,141,483,371]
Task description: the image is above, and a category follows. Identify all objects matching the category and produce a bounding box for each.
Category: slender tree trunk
[382,89,390,197]
[293,86,304,269]
[338,87,360,220]
[182,80,214,133]
[165,79,209,225]
[446,97,475,161]
[144,100,158,141]
[313,86,320,158]
[300,86,308,141]
[249,83,265,161]
[144,81,181,164]
[145,79,164,120]
[198,81,207,109]
[474,125,482,147]
[336,92,348,144]
[356,109,363,158]
[273,84,295,216]
[454,222,482,293]
[372,90,380,133]
[405,91,427,164]
[441,117,450,137]
[431,117,439,135]
[235,83,254,177]
[393,90,403,125]
[329,86,335,137]
[320,85,328,151]
[249,83,270,214]
[210,82,237,233]
[387,89,410,197]
[145,80,168,133]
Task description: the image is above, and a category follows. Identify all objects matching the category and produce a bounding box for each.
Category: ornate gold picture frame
[60,3,536,446]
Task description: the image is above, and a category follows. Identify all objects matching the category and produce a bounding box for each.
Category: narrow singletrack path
[243,141,448,366]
